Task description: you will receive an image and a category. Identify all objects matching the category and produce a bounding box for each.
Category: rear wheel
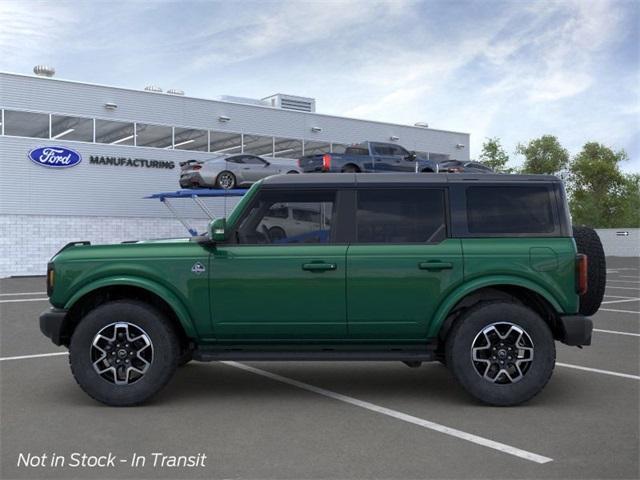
[69,301,180,406]
[215,171,236,189]
[268,226,287,242]
[445,301,555,406]
[573,226,606,316]
[341,164,359,173]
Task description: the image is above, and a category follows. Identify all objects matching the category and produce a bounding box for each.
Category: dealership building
[0,69,470,277]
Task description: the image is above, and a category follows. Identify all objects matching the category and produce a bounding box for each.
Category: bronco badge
[191,262,206,274]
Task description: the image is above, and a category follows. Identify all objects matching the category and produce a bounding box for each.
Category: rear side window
[356,189,446,243]
[466,186,555,234]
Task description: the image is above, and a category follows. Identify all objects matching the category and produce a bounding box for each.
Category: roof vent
[33,65,55,77]
[262,94,316,113]
[414,122,429,128]
[144,85,163,93]
[167,89,184,95]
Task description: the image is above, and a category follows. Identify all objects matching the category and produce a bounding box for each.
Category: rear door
[346,188,463,340]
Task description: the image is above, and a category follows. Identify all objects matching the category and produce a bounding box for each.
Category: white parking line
[593,328,640,337]
[0,297,49,304]
[0,292,46,296]
[556,363,640,380]
[222,361,553,464]
[0,352,68,362]
[617,275,640,280]
[599,308,640,314]
[601,297,640,305]
[606,285,640,291]
[607,280,640,285]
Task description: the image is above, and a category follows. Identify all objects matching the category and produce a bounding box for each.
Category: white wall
[0,214,210,277]
[595,229,640,257]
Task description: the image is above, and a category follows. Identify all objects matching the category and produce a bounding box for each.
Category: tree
[517,135,569,175]
[568,142,638,228]
[479,137,512,173]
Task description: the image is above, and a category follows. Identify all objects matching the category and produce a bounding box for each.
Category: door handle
[302,263,337,272]
[418,261,453,271]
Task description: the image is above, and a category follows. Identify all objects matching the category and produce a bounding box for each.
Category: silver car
[179,154,300,189]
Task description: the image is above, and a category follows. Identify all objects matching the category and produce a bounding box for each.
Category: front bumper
[558,314,593,346]
[39,308,70,346]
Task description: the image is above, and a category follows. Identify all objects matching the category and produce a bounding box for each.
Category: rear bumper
[558,314,593,346]
[39,308,70,346]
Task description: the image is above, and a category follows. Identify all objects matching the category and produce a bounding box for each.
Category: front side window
[466,186,555,234]
[242,155,267,165]
[356,189,446,243]
[237,190,335,244]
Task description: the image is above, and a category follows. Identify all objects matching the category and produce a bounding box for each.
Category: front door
[210,188,348,340]
[346,188,463,339]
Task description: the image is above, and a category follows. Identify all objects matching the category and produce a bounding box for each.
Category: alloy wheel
[91,322,153,385]
[471,322,534,384]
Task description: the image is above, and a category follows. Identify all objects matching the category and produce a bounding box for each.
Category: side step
[192,350,435,362]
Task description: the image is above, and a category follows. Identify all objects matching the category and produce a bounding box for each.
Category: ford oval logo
[28,146,82,168]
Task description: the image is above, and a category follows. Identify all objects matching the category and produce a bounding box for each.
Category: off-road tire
[445,301,555,406]
[69,300,180,406]
[572,226,606,316]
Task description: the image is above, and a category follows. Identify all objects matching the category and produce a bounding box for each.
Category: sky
[1,0,638,171]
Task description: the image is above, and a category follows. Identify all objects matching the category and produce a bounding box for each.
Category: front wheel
[445,301,555,406]
[69,301,180,406]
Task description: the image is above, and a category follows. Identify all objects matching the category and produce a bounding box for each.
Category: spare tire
[572,226,606,316]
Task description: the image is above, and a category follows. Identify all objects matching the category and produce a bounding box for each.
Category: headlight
[47,263,55,296]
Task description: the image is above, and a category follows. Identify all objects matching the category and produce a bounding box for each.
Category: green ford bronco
[40,173,605,406]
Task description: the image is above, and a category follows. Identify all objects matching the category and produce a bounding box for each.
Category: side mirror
[264,161,271,167]
[407,151,417,161]
[209,217,227,242]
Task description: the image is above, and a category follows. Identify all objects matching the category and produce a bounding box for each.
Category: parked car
[262,204,332,242]
[438,159,494,173]
[40,173,606,407]
[179,154,300,189]
[298,141,438,173]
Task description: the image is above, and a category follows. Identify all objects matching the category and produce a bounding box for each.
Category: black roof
[261,172,561,188]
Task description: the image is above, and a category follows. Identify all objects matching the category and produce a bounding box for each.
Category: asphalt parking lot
[1,256,638,480]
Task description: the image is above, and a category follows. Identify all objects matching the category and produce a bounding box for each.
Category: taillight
[576,254,588,295]
[297,158,302,168]
[192,165,202,170]
[322,154,332,172]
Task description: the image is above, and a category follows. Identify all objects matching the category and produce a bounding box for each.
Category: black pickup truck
[298,141,439,173]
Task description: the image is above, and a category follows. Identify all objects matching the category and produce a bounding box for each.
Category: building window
[135,123,173,148]
[3,110,49,138]
[303,141,331,155]
[210,131,243,154]
[51,114,93,142]
[272,137,303,159]
[95,119,135,145]
[243,134,274,156]
[173,127,208,151]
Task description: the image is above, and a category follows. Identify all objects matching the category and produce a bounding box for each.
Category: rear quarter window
[466,186,556,234]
